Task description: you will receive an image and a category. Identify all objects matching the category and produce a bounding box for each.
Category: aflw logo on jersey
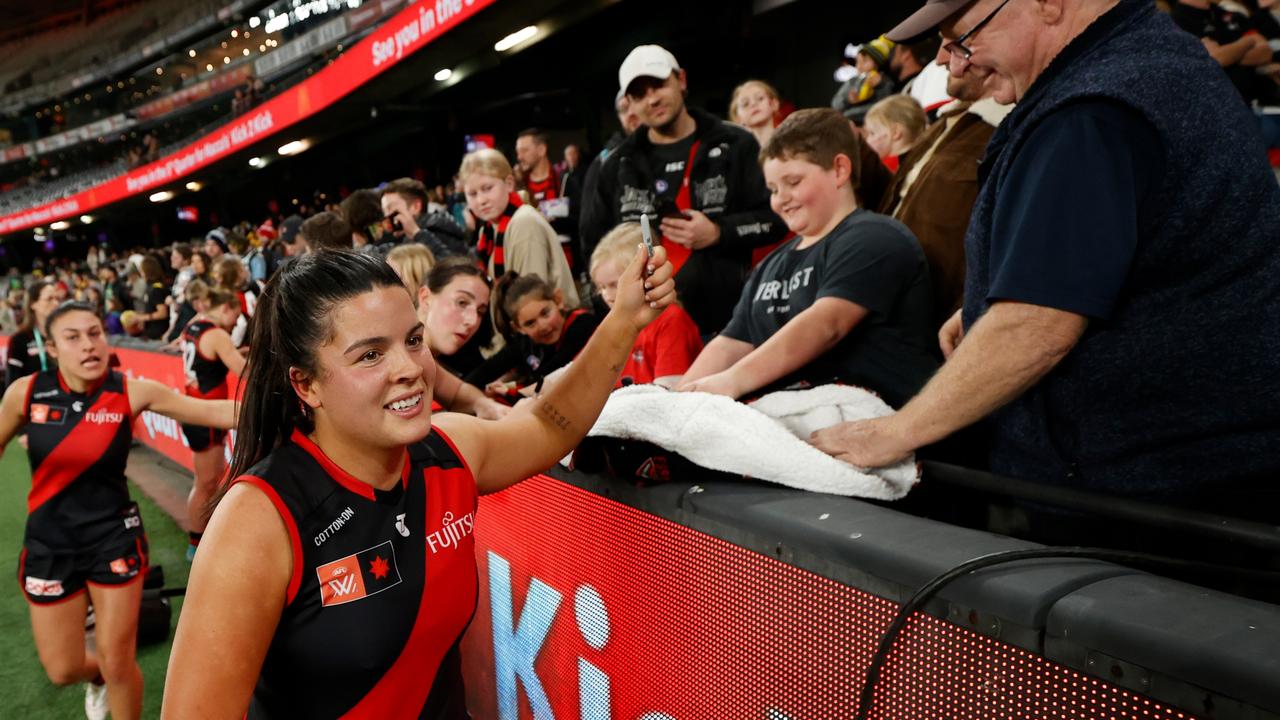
[316,540,402,607]
[426,510,475,555]
[84,409,125,425]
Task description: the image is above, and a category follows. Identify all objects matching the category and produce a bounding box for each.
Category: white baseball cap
[618,45,680,96]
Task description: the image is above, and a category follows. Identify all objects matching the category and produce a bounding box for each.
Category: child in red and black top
[590,223,702,388]
[465,273,598,398]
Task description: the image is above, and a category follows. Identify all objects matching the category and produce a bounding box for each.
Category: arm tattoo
[535,400,572,432]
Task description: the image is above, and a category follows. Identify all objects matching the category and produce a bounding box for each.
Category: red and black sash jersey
[24,370,134,548]
[241,428,478,719]
[525,169,560,205]
[180,318,229,398]
[475,193,524,277]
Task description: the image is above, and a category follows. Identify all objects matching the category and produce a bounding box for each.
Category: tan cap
[887,0,975,42]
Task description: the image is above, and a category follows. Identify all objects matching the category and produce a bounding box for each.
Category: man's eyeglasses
[943,0,1013,60]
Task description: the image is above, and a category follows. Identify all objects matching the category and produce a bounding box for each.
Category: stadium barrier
[2,336,1276,718]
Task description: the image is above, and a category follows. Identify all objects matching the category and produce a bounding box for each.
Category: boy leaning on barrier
[676,108,937,408]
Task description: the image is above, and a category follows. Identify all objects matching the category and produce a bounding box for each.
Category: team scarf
[476,192,524,276]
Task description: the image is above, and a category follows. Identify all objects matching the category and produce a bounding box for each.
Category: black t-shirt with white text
[722,209,938,407]
[645,135,697,207]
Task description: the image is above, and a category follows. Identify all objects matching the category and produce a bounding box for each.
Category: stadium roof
[0,0,142,45]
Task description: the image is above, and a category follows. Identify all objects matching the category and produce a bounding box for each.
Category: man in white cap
[580,44,784,336]
[813,0,1280,525]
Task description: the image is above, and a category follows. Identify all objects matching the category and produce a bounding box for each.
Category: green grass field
[0,446,189,718]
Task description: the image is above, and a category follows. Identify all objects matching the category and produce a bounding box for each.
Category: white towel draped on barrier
[580,384,919,500]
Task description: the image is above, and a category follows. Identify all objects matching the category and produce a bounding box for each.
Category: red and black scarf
[476,192,524,276]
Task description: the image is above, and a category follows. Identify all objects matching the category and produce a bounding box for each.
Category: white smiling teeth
[389,395,421,411]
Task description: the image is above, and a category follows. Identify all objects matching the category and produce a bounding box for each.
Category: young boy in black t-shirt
[676,108,937,408]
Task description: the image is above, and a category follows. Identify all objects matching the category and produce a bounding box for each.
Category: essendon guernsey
[23,369,134,548]
[180,318,229,398]
[239,428,478,719]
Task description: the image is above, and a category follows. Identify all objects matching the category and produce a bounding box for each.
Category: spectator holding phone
[381,178,468,259]
[581,44,785,337]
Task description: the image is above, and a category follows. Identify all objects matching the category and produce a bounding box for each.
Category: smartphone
[640,213,655,258]
[383,212,404,234]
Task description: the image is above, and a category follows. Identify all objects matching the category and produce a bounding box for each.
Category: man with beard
[580,45,785,336]
[879,60,1012,327]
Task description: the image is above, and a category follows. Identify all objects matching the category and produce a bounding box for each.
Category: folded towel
[583,384,918,499]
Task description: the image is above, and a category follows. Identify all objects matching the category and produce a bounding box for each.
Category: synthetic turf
[0,444,190,718]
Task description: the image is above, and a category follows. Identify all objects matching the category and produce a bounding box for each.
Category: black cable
[853,547,1280,720]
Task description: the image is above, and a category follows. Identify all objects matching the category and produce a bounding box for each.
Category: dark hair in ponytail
[491,271,556,341]
[225,250,406,485]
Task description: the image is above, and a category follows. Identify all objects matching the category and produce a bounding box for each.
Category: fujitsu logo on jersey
[426,510,474,554]
[84,409,125,425]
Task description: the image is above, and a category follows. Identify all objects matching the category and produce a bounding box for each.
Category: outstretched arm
[128,378,237,430]
[436,245,676,493]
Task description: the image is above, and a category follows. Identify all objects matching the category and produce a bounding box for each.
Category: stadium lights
[249,157,264,168]
[189,49,196,57]
[50,221,70,231]
[150,191,174,203]
[231,29,239,38]
[434,68,453,81]
[79,215,94,224]
[249,16,260,28]
[278,140,310,156]
[186,181,203,191]
[494,26,538,52]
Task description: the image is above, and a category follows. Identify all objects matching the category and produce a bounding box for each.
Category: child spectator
[676,108,937,408]
[863,95,929,172]
[460,149,580,310]
[832,36,898,125]
[386,243,437,301]
[466,273,598,398]
[591,223,703,388]
[730,80,783,151]
[212,256,255,345]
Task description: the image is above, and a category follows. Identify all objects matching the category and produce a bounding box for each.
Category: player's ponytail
[221,250,407,492]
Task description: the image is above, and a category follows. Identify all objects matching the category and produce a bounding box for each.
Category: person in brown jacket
[879,65,1011,327]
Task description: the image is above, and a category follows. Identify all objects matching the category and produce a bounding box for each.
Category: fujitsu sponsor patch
[316,540,402,607]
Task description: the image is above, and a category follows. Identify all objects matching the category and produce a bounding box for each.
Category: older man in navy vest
[812,0,1280,519]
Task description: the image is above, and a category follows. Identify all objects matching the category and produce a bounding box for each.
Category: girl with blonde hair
[458,148,579,310]
[729,79,782,147]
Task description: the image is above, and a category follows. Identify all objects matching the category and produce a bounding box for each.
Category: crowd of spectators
[1,0,1278,540]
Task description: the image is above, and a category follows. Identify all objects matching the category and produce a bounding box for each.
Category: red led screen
[462,475,1198,720]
